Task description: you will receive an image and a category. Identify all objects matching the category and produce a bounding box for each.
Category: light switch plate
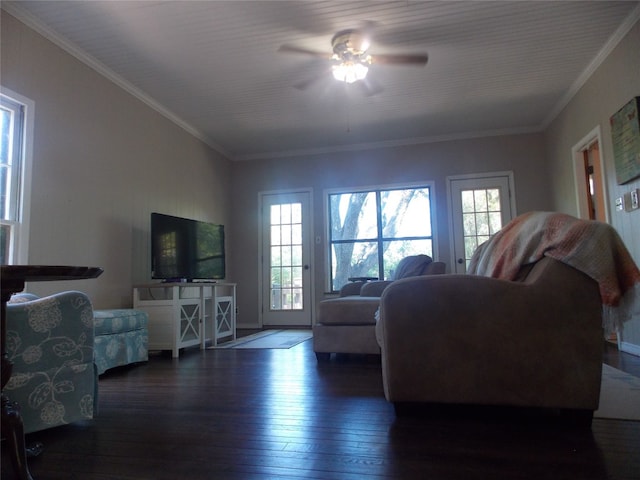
[616,197,624,211]
[623,190,639,212]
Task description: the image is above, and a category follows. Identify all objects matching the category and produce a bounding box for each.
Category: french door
[448,173,515,273]
[260,191,313,327]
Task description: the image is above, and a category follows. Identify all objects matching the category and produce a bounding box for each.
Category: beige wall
[545,19,640,350]
[5,7,637,344]
[1,11,233,308]
[230,133,552,327]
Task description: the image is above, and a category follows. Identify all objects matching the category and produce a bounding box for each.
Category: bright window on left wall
[1,89,33,265]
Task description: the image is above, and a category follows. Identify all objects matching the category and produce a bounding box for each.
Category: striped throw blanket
[468,211,640,334]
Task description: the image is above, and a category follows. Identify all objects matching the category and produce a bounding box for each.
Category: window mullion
[327,185,433,290]
[375,191,385,280]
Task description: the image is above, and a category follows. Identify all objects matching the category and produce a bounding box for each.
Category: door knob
[457,258,464,264]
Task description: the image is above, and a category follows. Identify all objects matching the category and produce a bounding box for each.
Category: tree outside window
[328,186,433,291]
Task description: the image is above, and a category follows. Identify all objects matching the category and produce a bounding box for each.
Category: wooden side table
[1,265,103,480]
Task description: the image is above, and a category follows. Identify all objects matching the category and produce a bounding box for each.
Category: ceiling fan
[278,28,428,93]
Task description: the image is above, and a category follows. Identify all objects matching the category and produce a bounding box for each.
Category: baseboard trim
[619,341,640,357]
[237,322,262,330]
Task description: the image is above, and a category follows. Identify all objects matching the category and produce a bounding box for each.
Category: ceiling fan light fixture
[278,27,427,92]
[332,61,369,84]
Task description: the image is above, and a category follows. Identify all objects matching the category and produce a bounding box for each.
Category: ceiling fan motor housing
[331,29,370,60]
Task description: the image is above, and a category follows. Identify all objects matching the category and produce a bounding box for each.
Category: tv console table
[133,282,236,358]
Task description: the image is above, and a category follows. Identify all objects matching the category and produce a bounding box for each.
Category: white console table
[133,282,236,358]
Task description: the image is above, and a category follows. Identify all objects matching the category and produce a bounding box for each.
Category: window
[328,184,434,291]
[1,89,33,265]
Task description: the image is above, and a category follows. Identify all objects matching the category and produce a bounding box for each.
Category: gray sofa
[376,257,604,422]
[314,256,445,361]
[375,212,640,424]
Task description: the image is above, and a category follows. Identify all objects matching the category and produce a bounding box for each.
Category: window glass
[460,188,504,269]
[269,201,304,311]
[380,189,432,237]
[0,93,27,265]
[328,186,433,291]
[329,192,377,241]
[382,239,432,280]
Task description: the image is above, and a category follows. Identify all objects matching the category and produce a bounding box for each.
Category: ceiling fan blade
[293,75,323,91]
[292,66,333,90]
[278,44,333,59]
[370,53,429,66]
[357,20,380,36]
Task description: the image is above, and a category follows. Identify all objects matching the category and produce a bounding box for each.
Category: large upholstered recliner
[6,291,98,433]
[375,212,640,424]
[314,255,445,361]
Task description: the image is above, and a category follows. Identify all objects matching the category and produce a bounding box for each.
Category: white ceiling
[4,1,640,161]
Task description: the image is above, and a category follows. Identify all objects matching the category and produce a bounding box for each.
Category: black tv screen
[151,213,225,281]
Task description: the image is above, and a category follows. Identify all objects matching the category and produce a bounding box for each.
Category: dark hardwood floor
[3,337,640,480]
[603,340,640,378]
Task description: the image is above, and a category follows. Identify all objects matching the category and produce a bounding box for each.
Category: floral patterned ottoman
[93,309,148,375]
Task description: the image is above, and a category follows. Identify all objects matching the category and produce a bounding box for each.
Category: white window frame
[324,181,438,292]
[1,87,34,265]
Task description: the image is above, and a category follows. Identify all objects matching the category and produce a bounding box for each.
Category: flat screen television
[151,213,225,282]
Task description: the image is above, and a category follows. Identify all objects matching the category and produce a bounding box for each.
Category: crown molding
[541,3,640,129]
[234,126,542,162]
[1,3,232,160]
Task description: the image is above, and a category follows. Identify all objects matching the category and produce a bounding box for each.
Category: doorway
[448,172,516,273]
[259,191,313,327]
[572,126,608,222]
[572,127,614,342]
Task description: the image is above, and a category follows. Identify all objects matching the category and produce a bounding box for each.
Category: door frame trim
[571,125,609,222]
[257,188,315,328]
[446,171,516,272]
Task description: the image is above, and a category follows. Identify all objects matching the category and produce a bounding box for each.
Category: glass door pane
[449,175,514,273]
[270,202,303,311]
[461,188,503,270]
[261,191,312,327]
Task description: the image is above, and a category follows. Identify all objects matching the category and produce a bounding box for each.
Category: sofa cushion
[393,254,433,279]
[317,296,380,326]
[93,309,148,335]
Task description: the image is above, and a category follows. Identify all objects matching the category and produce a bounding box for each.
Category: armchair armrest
[6,290,95,374]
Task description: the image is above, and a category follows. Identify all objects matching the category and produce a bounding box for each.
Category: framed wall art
[610,96,640,185]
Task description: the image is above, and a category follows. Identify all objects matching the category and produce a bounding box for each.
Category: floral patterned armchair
[5,291,98,434]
